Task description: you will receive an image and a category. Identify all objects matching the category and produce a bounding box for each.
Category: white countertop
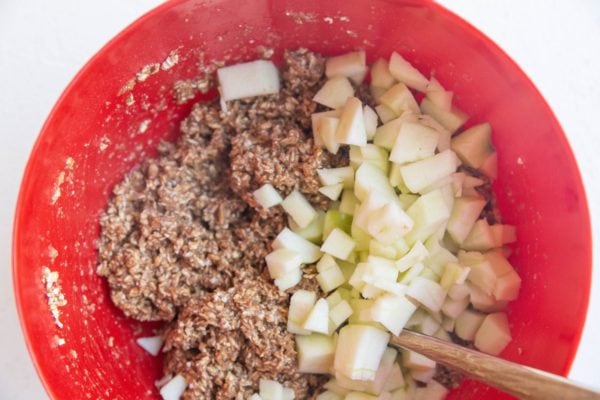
[1,1,598,398]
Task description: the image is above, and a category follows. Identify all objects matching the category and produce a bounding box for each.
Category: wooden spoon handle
[390,330,600,400]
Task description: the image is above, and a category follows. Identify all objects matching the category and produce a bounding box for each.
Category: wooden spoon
[390,330,600,400]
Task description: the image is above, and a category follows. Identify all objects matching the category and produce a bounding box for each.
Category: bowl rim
[12,0,592,398]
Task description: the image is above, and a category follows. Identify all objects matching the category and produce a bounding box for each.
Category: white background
[0,0,598,398]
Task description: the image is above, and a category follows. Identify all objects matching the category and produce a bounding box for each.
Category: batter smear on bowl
[97,48,521,400]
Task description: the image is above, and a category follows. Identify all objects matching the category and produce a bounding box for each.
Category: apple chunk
[474,312,512,355]
[451,123,494,168]
[313,76,355,109]
[400,150,461,193]
[370,58,396,89]
[371,294,417,335]
[420,98,468,134]
[379,83,420,115]
[388,52,429,92]
[273,228,323,263]
[326,51,367,79]
[296,333,336,373]
[446,196,487,244]
[334,325,390,381]
[336,97,367,146]
[217,60,280,101]
[390,121,440,164]
[288,290,317,335]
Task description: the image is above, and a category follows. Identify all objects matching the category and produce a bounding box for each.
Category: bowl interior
[13,0,591,399]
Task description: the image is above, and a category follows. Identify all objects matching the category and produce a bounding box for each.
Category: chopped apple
[303,298,330,335]
[418,114,452,152]
[274,267,303,291]
[324,379,353,396]
[490,224,517,246]
[312,110,342,147]
[323,210,353,240]
[463,175,485,189]
[344,393,378,400]
[253,183,283,209]
[319,166,355,188]
[451,123,494,168]
[455,309,485,341]
[441,295,470,319]
[330,300,353,330]
[402,350,436,371]
[317,261,346,293]
[447,283,470,300]
[313,76,355,109]
[469,283,505,312]
[332,373,370,392]
[288,210,325,244]
[320,183,345,201]
[320,116,342,154]
[364,106,379,140]
[249,394,263,400]
[321,228,356,260]
[425,77,453,111]
[371,294,417,335]
[375,104,398,124]
[373,112,418,150]
[160,375,187,400]
[398,263,425,285]
[446,196,487,244]
[388,52,429,92]
[360,144,391,173]
[371,58,396,89]
[468,259,498,296]
[266,249,303,279]
[282,189,318,228]
[296,333,336,373]
[336,97,367,146]
[400,150,461,194]
[479,152,498,180]
[367,201,414,245]
[404,189,451,245]
[383,363,405,393]
[326,51,367,79]
[288,290,317,335]
[136,336,164,356]
[217,60,280,101]
[316,391,343,400]
[354,163,397,202]
[273,228,322,263]
[420,98,468,133]
[414,380,448,400]
[339,190,359,216]
[439,262,469,289]
[260,379,284,400]
[390,121,440,164]
[406,277,446,313]
[434,327,452,342]
[494,269,521,301]
[474,312,512,355]
[379,83,420,115]
[462,219,496,251]
[395,241,428,272]
[334,325,390,381]
[282,388,294,400]
[364,347,399,395]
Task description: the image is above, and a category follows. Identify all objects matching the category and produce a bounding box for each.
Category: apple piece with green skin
[388,52,429,92]
[364,105,379,140]
[371,294,417,335]
[273,228,322,263]
[303,298,330,335]
[406,277,446,313]
[379,83,420,115]
[296,333,336,374]
[323,210,353,240]
[455,309,486,341]
[390,121,440,164]
[288,210,324,245]
[451,123,494,168]
[253,183,283,209]
[265,249,303,279]
[404,189,451,245]
[420,97,468,134]
[375,104,397,123]
[336,97,367,146]
[474,312,512,355]
[313,76,355,109]
[217,60,280,101]
[334,324,390,381]
[326,50,366,79]
[446,196,487,244]
[400,150,461,194]
[425,77,453,111]
[371,58,396,89]
[281,189,318,229]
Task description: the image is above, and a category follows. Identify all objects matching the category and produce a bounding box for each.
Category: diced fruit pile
[256,50,521,399]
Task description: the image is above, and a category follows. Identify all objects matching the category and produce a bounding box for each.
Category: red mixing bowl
[13,0,592,399]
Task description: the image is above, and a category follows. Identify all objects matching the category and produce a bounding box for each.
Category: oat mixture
[97,49,345,398]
